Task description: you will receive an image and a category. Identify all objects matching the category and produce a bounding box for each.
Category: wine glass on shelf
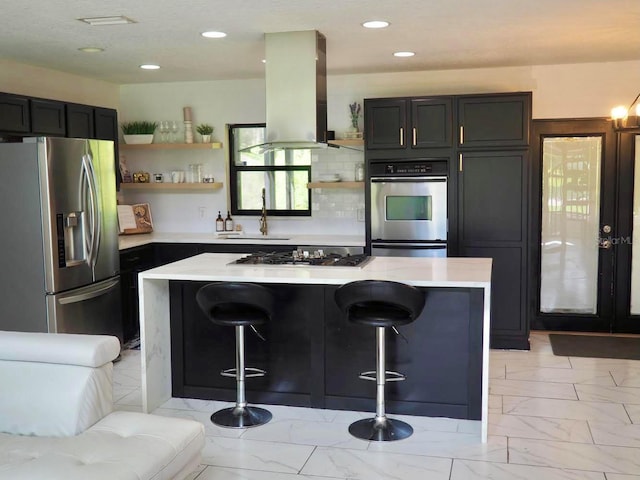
[169,121,179,143]
[158,121,169,143]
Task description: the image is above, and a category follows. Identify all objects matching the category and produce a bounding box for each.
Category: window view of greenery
[229,124,311,216]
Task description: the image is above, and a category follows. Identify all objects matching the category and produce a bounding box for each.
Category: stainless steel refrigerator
[0,137,122,341]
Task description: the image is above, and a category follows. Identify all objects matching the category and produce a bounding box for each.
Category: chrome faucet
[259,187,268,236]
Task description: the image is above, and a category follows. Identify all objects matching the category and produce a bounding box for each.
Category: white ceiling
[2,0,639,84]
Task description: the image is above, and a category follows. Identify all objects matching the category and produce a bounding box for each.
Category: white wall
[118,59,640,235]
[0,59,119,108]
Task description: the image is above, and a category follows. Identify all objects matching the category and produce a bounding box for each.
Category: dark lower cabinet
[0,93,30,133]
[458,150,529,349]
[120,245,156,344]
[30,98,66,136]
[170,281,484,419]
[154,243,200,266]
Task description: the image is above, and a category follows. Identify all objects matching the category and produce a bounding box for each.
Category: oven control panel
[370,160,447,177]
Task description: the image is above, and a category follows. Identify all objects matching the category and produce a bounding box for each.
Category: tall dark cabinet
[364,91,532,349]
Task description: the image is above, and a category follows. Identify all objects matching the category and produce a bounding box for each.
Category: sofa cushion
[0,361,113,437]
[0,411,205,480]
[0,331,120,368]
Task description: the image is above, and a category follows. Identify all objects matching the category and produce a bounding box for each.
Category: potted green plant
[121,121,158,144]
[196,123,214,143]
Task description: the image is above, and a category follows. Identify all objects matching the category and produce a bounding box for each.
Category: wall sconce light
[611,92,640,129]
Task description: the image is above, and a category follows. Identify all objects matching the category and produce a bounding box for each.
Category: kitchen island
[138,253,492,442]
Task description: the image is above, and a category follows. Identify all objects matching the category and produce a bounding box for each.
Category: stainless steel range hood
[243,30,331,153]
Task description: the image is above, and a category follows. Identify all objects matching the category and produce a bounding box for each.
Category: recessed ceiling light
[78,16,136,26]
[393,51,415,57]
[201,31,227,38]
[261,59,266,64]
[362,20,389,29]
[78,47,104,53]
[139,64,160,70]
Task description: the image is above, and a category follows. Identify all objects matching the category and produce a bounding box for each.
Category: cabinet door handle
[459,153,463,172]
[459,125,464,145]
[399,127,404,146]
[412,127,417,146]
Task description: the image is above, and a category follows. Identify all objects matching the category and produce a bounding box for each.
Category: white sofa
[0,331,205,480]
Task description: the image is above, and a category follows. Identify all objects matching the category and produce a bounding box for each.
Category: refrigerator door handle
[82,154,100,269]
[57,278,119,305]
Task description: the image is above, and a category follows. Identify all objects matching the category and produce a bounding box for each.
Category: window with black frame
[228,123,311,216]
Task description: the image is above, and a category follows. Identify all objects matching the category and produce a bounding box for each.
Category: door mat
[549,334,640,360]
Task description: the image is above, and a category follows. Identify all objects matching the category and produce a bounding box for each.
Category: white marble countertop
[119,233,365,250]
[140,253,492,288]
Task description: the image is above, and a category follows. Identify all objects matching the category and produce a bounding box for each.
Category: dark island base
[170,281,484,420]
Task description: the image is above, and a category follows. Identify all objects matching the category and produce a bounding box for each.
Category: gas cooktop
[229,250,372,268]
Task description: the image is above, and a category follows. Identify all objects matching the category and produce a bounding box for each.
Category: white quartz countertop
[119,233,365,250]
[139,252,492,288]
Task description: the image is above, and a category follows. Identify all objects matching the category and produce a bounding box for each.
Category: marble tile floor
[114,332,640,480]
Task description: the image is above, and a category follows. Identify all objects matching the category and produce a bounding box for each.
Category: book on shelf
[117,203,153,235]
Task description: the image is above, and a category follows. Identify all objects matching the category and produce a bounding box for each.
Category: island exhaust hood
[243,30,331,153]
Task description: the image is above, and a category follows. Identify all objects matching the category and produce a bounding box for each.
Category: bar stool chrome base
[211,405,272,429]
[349,416,413,441]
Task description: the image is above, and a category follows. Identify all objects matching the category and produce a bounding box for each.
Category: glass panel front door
[540,137,602,314]
[630,136,640,314]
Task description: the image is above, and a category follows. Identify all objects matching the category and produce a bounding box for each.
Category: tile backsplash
[311,149,365,221]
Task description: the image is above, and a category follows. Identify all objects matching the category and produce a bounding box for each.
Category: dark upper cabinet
[30,98,66,136]
[66,103,95,138]
[411,98,453,148]
[365,97,452,150]
[94,107,118,141]
[0,93,30,133]
[457,93,531,148]
[365,98,406,150]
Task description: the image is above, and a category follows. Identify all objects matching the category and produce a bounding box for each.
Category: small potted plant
[121,121,157,144]
[196,124,214,143]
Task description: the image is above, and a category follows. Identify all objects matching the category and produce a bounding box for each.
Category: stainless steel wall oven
[369,160,448,257]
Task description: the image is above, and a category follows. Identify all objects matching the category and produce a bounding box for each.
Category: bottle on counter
[225,211,234,231]
[215,211,224,232]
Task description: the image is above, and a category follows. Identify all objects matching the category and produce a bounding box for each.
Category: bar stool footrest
[220,367,267,378]
[358,370,406,382]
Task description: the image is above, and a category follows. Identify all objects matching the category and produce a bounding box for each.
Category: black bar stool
[335,280,425,441]
[196,282,274,428]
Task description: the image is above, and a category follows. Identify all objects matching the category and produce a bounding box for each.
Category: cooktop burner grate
[230,251,371,268]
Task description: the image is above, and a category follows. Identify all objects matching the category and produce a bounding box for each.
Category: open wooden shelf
[120,182,223,191]
[330,139,364,148]
[119,142,223,150]
[307,181,364,189]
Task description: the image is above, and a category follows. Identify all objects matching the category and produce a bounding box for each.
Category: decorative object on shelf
[354,162,365,181]
[118,154,132,183]
[183,107,194,143]
[153,173,164,183]
[121,121,157,144]
[132,171,150,183]
[188,163,202,183]
[348,102,361,132]
[196,123,214,143]
[202,175,215,183]
[171,170,186,183]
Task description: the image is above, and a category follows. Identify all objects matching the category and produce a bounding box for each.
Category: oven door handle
[370,176,447,182]
[371,242,447,249]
